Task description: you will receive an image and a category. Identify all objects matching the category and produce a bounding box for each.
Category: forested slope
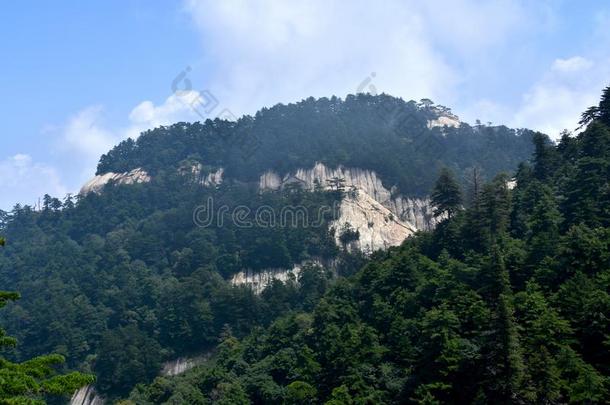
[0,93,572,401]
[96,94,534,196]
[126,88,610,404]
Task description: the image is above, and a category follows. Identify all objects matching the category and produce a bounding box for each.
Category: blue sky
[1,0,609,209]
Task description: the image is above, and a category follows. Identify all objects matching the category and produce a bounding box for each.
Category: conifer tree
[482,247,527,403]
[532,132,558,181]
[431,168,462,219]
[0,237,94,404]
[579,85,610,128]
[526,183,562,263]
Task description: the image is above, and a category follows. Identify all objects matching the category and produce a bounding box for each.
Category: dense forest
[0,237,94,404]
[96,94,535,196]
[0,89,607,404]
[0,181,348,398]
[124,88,610,404]
[0,94,536,401]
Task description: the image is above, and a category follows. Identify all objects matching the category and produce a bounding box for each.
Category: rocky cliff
[258,162,437,232]
[231,265,302,295]
[80,168,151,195]
[332,188,414,252]
[70,385,103,405]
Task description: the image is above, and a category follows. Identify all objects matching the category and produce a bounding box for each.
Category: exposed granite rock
[161,354,209,377]
[258,162,437,231]
[427,114,460,129]
[70,385,104,405]
[231,266,301,295]
[230,260,330,294]
[79,168,151,195]
[333,189,414,252]
[183,163,224,186]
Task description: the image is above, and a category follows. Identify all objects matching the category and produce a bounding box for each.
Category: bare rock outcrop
[258,162,437,232]
[70,385,104,405]
[79,168,151,195]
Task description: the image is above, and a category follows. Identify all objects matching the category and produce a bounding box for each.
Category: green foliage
[0,242,93,404]
[125,87,610,403]
[0,181,343,398]
[2,89,610,403]
[431,168,462,219]
[579,85,610,128]
[96,94,534,197]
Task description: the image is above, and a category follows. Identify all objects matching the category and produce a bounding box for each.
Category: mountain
[93,94,533,198]
[0,94,540,401]
[125,89,610,404]
[83,94,535,252]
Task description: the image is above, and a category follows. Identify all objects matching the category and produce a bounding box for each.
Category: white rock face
[185,163,224,187]
[258,170,283,190]
[258,162,437,231]
[334,189,414,252]
[80,168,151,195]
[80,164,224,196]
[162,358,195,376]
[70,385,104,405]
[427,114,460,129]
[231,266,301,295]
[383,196,437,231]
[203,167,224,187]
[426,106,461,129]
[161,355,209,377]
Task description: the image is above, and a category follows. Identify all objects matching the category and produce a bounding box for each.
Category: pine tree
[478,174,512,247]
[482,247,527,403]
[431,168,462,219]
[465,166,484,208]
[0,238,94,404]
[562,157,608,228]
[579,85,610,128]
[532,132,558,181]
[526,183,562,263]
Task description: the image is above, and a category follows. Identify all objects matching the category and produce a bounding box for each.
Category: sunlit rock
[80,168,151,195]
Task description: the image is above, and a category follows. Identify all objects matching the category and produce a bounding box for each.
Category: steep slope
[125,91,610,404]
[0,94,538,400]
[95,94,535,197]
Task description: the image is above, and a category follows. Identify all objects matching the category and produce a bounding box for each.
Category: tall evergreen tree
[431,168,462,219]
[0,238,94,404]
[482,247,528,403]
[532,132,558,181]
[526,183,562,263]
[579,85,610,128]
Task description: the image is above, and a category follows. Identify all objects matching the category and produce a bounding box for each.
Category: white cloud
[511,55,609,137]
[551,56,594,73]
[125,91,207,139]
[0,154,67,210]
[62,106,118,160]
[182,0,583,137]
[183,0,535,116]
[1,91,206,210]
[416,0,529,56]
[56,92,205,181]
